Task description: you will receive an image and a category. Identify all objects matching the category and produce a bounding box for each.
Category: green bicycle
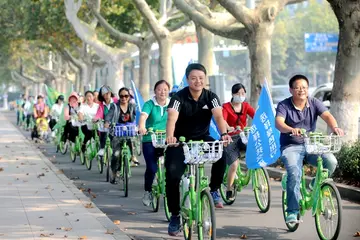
[178,137,225,240]
[69,117,85,164]
[148,129,171,221]
[54,124,68,154]
[83,120,100,170]
[220,127,271,212]
[111,123,137,197]
[94,121,112,181]
[281,131,343,240]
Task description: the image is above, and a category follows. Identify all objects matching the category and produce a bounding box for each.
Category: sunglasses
[120,95,130,99]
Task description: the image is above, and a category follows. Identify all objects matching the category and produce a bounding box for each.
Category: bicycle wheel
[315,181,342,240]
[253,168,271,213]
[70,143,76,162]
[164,196,171,222]
[98,150,104,174]
[106,148,111,182]
[122,155,129,197]
[282,190,300,232]
[60,141,67,155]
[151,186,160,213]
[198,189,216,240]
[136,136,142,156]
[79,149,85,165]
[182,216,193,240]
[85,153,92,170]
[219,170,237,205]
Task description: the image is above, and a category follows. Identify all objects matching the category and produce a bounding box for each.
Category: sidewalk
[0,112,129,240]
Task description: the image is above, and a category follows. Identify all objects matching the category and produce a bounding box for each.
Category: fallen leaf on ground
[62,227,72,231]
[0,168,3,172]
[64,213,69,216]
[79,236,87,239]
[62,191,66,193]
[45,185,51,189]
[23,180,28,183]
[70,177,79,180]
[84,203,93,208]
[16,166,19,168]
[40,233,49,237]
[16,178,19,180]
[49,233,54,236]
[240,234,248,239]
[127,212,137,215]
[75,219,79,222]
[354,232,360,237]
[57,169,64,174]
[64,235,68,238]
[21,162,25,165]
[26,173,29,175]
[270,178,274,181]
[37,173,45,178]
[79,187,85,192]
[39,216,43,218]
[113,220,120,225]
[150,225,154,228]
[106,229,115,235]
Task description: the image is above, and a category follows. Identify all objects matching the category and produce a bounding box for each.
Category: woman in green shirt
[138,80,170,207]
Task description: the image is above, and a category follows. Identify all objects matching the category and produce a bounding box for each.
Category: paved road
[4,111,360,240]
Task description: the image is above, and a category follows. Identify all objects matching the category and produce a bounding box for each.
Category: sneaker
[210,191,224,208]
[142,191,152,206]
[51,131,56,138]
[309,178,315,191]
[98,149,104,156]
[168,215,181,236]
[226,190,235,201]
[131,156,140,167]
[285,212,299,224]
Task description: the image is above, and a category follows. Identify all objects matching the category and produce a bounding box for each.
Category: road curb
[6,113,131,240]
[240,161,360,203]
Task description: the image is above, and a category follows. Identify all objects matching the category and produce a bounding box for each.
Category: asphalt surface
[4,111,360,240]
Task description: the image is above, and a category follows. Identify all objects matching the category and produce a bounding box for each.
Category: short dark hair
[185,63,207,79]
[289,74,309,88]
[84,90,94,96]
[98,85,114,103]
[231,83,246,94]
[118,87,130,97]
[154,80,170,91]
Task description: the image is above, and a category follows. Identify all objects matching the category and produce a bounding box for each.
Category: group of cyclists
[14,63,344,239]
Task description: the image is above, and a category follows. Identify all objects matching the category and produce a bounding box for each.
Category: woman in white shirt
[49,95,64,132]
[78,91,99,152]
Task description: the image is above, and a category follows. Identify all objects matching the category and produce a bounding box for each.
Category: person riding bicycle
[16,94,26,126]
[33,95,49,139]
[165,63,232,236]
[78,91,99,153]
[106,87,137,184]
[275,74,344,224]
[138,80,170,207]
[94,85,118,156]
[24,96,35,130]
[61,92,80,144]
[49,95,64,136]
[222,83,255,201]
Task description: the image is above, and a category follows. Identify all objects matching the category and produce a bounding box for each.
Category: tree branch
[168,16,191,32]
[132,0,165,38]
[62,48,83,69]
[216,0,255,27]
[173,0,245,40]
[171,25,196,40]
[91,8,141,45]
[65,0,127,62]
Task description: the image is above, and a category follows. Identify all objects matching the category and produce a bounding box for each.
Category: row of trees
[0,0,359,141]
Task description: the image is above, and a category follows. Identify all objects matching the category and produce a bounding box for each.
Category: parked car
[311,83,333,109]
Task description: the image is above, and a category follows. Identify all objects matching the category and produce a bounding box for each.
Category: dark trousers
[99,131,108,149]
[49,119,57,131]
[111,137,132,173]
[61,121,78,143]
[81,125,95,151]
[143,142,164,192]
[165,135,226,216]
[26,114,34,128]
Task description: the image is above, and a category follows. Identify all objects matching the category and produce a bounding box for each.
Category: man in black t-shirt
[165,63,232,236]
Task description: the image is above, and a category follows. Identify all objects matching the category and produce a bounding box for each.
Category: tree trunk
[196,24,215,87]
[158,38,173,85]
[248,23,273,107]
[89,66,97,91]
[328,1,360,142]
[139,42,152,100]
[109,60,125,92]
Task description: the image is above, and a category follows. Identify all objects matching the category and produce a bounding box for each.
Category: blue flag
[178,59,220,139]
[131,80,144,124]
[245,80,281,169]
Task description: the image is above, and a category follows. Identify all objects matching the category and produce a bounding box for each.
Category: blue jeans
[143,142,163,192]
[280,144,338,214]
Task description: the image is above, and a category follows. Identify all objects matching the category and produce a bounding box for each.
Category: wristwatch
[220,132,228,137]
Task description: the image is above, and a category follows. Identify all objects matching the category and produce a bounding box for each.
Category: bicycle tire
[70,143,76,162]
[164,196,171,222]
[220,174,237,205]
[123,155,129,197]
[151,190,160,213]
[106,148,111,182]
[85,153,92,170]
[98,150,104,174]
[315,181,342,240]
[60,141,67,155]
[79,149,85,165]
[198,189,216,240]
[182,215,193,240]
[281,190,300,232]
[253,168,271,213]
